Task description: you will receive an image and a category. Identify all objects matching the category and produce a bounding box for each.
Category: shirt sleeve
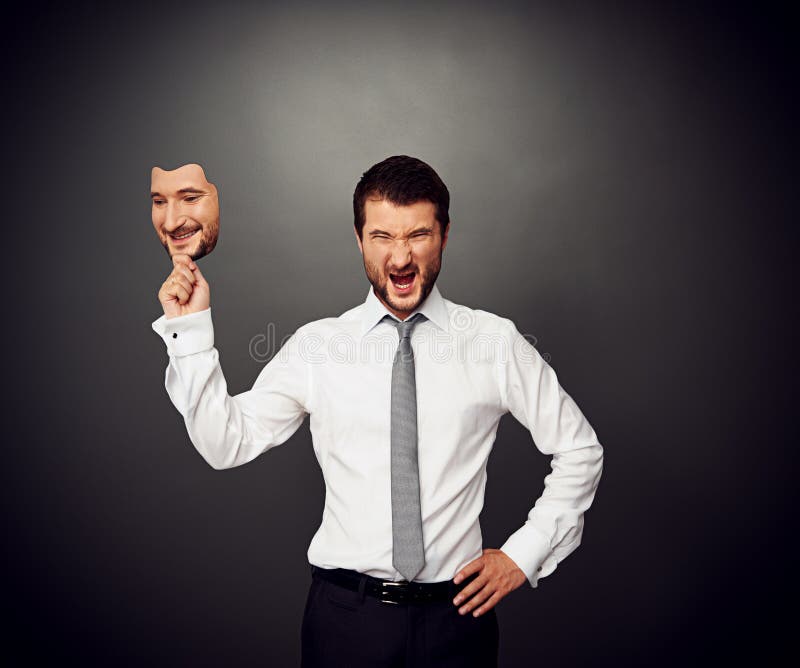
[496,320,604,588]
[151,308,310,470]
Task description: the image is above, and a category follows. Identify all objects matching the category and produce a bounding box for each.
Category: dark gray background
[4,1,793,666]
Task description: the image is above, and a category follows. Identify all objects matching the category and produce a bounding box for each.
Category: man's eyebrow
[150,187,206,198]
[368,226,434,236]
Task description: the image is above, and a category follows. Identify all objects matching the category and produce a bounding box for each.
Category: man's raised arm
[151,254,309,470]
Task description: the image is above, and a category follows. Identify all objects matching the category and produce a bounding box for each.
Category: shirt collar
[359,282,450,338]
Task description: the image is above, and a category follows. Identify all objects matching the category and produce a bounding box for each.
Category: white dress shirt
[151,283,603,588]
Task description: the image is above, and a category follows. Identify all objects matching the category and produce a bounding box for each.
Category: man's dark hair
[353,155,450,239]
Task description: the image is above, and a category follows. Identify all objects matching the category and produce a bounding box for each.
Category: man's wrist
[499,524,551,588]
[151,307,214,357]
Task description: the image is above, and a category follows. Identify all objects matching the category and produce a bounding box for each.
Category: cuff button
[172,333,178,338]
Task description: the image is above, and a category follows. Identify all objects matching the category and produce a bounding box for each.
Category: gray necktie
[388,312,427,582]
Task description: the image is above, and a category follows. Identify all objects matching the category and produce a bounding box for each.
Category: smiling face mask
[151,163,220,260]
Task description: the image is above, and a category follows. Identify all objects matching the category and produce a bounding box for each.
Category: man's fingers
[453,557,483,584]
[172,253,206,286]
[173,283,191,305]
[190,262,207,286]
[173,264,196,284]
[472,590,504,617]
[452,549,526,615]
[159,254,208,316]
[172,253,195,270]
[161,273,193,300]
[171,275,193,295]
[452,573,488,606]
[457,582,494,615]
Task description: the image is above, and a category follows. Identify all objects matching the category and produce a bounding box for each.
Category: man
[150,162,220,261]
[151,156,603,667]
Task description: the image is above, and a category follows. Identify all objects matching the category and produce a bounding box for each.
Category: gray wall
[4,2,792,666]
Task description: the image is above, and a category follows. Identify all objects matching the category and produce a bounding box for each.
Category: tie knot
[390,313,426,340]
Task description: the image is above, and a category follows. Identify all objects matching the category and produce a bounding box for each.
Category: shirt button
[172,333,178,338]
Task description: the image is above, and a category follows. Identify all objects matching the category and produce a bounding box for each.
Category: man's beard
[160,229,216,261]
[364,251,442,315]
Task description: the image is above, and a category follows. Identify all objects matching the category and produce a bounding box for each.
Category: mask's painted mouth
[170,229,200,243]
[390,271,416,294]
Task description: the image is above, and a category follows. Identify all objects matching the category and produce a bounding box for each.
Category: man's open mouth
[390,272,416,290]
[171,229,199,241]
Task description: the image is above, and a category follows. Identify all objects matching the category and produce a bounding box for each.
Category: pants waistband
[310,565,476,605]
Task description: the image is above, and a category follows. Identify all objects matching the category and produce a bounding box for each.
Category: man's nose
[390,239,412,268]
[163,203,186,232]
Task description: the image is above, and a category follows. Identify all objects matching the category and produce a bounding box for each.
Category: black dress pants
[301,568,499,667]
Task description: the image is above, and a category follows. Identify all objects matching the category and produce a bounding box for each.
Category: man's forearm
[152,308,308,470]
[500,442,604,587]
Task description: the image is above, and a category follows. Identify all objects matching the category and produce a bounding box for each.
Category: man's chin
[165,240,206,261]
[383,286,422,312]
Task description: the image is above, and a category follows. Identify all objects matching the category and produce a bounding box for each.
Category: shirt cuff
[500,524,552,589]
[151,308,214,357]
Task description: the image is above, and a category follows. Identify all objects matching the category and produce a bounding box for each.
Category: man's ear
[354,226,363,255]
[441,222,450,251]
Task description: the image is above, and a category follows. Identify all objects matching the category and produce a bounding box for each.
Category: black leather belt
[311,565,476,605]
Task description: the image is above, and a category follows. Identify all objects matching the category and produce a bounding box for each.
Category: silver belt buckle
[379,580,407,605]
